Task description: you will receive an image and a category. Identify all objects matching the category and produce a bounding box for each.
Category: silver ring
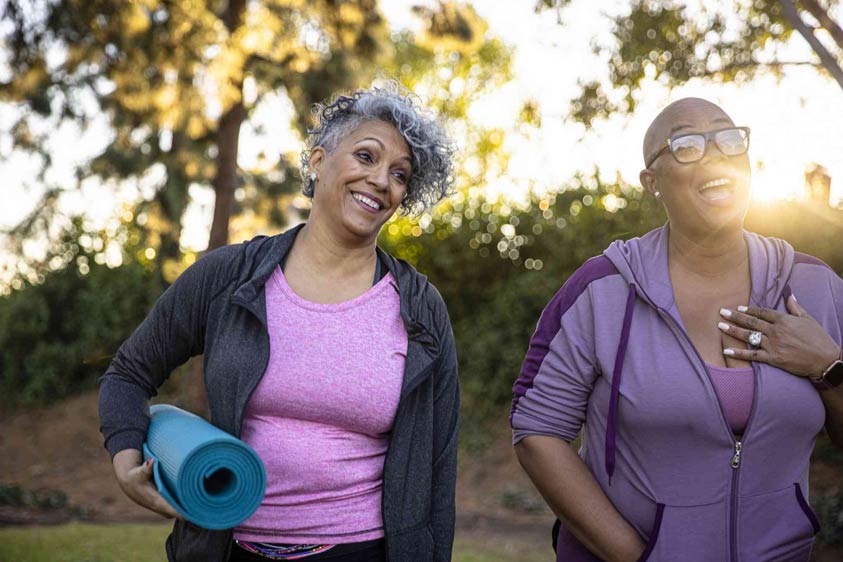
[748,330,763,348]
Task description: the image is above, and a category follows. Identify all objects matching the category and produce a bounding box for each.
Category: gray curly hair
[300,82,455,214]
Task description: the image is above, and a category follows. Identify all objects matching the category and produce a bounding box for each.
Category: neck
[291,219,377,275]
[667,223,747,278]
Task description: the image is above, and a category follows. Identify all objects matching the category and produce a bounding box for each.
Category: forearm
[515,435,645,562]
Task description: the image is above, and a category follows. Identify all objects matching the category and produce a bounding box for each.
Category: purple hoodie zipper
[601,280,760,560]
[656,308,761,562]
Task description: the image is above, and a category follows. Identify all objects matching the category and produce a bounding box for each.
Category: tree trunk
[193,0,248,418]
[208,102,247,251]
[799,0,843,53]
[207,0,248,251]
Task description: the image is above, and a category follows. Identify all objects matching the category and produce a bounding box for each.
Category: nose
[368,164,390,191]
[700,139,728,164]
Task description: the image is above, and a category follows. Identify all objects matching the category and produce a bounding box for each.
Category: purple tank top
[706,363,755,434]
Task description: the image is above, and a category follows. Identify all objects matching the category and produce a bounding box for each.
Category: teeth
[700,178,731,190]
[352,192,381,210]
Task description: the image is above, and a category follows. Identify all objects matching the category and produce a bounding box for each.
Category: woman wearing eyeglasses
[511,97,843,561]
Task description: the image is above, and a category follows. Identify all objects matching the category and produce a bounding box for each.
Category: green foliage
[1,0,396,257]
[0,484,68,509]
[541,0,841,124]
[814,491,843,547]
[381,176,666,423]
[0,219,162,407]
[1,0,513,263]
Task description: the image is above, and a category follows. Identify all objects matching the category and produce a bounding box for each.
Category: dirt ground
[2,390,842,561]
[0,390,550,545]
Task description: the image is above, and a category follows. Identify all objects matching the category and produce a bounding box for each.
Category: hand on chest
[672,269,752,368]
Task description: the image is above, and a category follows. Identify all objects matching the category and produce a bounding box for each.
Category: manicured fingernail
[724,349,735,356]
[737,305,748,312]
[791,295,798,303]
[146,458,153,467]
[718,322,730,331]
[719,308,732,318]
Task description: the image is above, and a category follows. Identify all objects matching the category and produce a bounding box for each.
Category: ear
[309,146,325,175]
[640,169,656,196]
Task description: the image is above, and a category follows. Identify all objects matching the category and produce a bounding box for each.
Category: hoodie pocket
[637,500,730,562]
[739,484,817,562]
[551,503,664,562]
[794,483,821,535]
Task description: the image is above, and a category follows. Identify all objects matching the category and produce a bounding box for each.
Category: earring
[309,172,317,182]
[654,190,661,199]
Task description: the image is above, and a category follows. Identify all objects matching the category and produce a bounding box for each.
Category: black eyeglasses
[645,126,751,169]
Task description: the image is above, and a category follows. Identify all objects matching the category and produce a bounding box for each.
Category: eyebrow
[356,137,412,164]
[668,117,732,136]
[357,137,385,149]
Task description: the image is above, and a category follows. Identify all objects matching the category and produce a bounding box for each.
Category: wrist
[812,346,843,379]
[811,347,843,390]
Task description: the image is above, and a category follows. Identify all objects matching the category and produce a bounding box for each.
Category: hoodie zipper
[657,309,759,562]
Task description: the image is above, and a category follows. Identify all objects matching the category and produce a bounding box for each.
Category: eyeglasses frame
[645,126,751,169]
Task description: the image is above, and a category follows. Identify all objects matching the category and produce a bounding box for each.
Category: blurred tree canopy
[3,0,390,261]
[1,0,509,280]
[0,0,518,407]
[537,0,843,124]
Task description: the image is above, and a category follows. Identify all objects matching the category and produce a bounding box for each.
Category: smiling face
[308,119,412,244]
[640,98,752,239]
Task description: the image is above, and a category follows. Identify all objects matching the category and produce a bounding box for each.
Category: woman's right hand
[112,448,182,520]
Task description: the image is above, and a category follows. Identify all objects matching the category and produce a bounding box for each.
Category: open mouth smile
[697,177,735,203]
[351,191,384,212]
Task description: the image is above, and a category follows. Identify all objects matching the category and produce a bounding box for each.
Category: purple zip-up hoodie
[511,224,843,562]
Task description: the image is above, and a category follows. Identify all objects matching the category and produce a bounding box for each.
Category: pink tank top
[706,363,755,434]
[233,267,407,544]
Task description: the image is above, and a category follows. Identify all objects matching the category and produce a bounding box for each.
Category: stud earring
[654,190,661,198]
[310,172,317,182]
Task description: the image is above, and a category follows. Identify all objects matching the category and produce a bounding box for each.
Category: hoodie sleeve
[511,258,611,445]
[97,244,242,458]
[791,254,843,348]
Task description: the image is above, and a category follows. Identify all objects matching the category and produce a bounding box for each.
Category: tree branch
[718,59,824,72]
[799,0,843,53]
[779,0,843,90]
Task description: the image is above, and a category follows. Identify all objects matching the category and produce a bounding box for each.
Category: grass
[0,523,549,562]
[0,523,171,562]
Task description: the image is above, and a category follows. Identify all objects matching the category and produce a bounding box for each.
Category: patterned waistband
[234,540,335,560]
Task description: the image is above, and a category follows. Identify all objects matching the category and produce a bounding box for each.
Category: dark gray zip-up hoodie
[98,224,459,562]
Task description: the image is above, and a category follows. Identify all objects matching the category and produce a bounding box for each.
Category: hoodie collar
[230,223,432,336]
[604,223,795,312]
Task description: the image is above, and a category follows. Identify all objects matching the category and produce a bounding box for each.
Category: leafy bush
[381,177,666,428]
[0,223,162,407]
[0,483,68,509]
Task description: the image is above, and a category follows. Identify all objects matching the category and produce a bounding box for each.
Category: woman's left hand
[718,295,841,378]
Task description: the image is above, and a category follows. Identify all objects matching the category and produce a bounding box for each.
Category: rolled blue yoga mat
[142,404,266,530]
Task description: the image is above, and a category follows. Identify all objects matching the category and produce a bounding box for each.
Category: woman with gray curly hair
[99,84,459,562]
